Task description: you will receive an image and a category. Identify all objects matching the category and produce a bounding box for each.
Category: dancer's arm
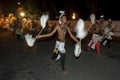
[36,26,58,39]
[67,27,80,44]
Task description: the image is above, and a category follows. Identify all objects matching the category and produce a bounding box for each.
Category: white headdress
[59,10,65,24]
[90,13,96,25]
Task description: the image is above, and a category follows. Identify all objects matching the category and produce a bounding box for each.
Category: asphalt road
[0,30,120,80]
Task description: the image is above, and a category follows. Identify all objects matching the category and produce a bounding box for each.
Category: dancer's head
[60,15,67,24]
[59,10,67,24]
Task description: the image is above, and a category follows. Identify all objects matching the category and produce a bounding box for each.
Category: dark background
[0,0,119,20]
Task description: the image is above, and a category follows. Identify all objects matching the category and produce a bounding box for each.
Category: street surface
[0,30,120,80]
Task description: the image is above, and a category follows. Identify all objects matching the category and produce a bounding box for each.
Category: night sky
[0,0,120,20]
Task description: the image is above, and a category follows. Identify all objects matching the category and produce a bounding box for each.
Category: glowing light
[72,13,76,19]
[100,15,104,18]
[20,12,25,17]
[18,2,21,5]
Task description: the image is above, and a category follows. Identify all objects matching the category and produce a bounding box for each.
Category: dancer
[101,19,114,48]
[87,19,103,56]
[36,12,80,75]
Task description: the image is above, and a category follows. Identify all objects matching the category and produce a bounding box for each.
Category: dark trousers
[51,52,66,71]
[101,38,111,48]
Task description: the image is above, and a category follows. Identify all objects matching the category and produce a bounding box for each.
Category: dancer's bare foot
[47,59,54,65]
[50,59,55,64]
[63,70,68,75]
[87,47,91,51]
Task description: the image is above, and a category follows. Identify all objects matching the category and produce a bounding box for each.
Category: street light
[18,2,21,5]
[20,12,25,17]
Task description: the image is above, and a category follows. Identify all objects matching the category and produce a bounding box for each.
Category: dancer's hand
[36,35,42,39]
[78,42,81,47]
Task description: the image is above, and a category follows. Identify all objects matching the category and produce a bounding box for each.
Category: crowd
[0,13,55,39]
[0,13,115,50]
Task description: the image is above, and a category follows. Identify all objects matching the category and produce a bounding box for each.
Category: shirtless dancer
[36,14,80,75]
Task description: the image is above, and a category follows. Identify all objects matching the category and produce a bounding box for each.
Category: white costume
[102,24,114,46]
[53,40,66,61]
[53,40,66,53]
[103,32,114,45]
[88,33,103,49]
